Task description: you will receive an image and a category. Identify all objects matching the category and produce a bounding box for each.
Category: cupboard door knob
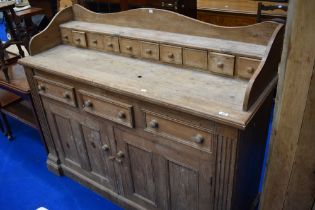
[117,111,126,119]
[102,144,110,151]
[145,49,152,54]
[149,119,158,129]
[168,53,174,59]
[63,92,71,99]
[38,84,46,91]
[63,35,68,40]
[217,62,224,68]
[117,151,124,158]
[83,100,93,108]
[247,67,255,74]
[75,38,81,42]
[192,134,204,144]
[92,40,97,44]
[107,43,113,47]
[126,46,132,51]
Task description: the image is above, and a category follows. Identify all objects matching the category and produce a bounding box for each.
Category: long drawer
[34,76,77,107]
[143,110,214,153]
[78,90,134,128]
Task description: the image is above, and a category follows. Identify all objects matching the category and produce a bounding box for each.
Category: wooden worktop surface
[198,0,287,16]
[20,45,258,128]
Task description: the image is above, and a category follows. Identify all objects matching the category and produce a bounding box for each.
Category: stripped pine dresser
[19,5,284,210]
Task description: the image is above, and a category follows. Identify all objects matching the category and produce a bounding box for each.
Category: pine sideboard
[19,5,284,210]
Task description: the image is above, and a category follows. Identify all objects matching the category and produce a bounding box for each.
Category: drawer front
[79,91,134,128]
[72,30,87,48]
[208,52,235,76]
[144,111,213,153]
[160,45,182,65]
[119,38,141,57]
[236,57,260,79]
[35,76,76,107]
[104,35,120,52]
[60,28,72,44]
[183,48,207,69]
[87,33,104,50]
[140,41,159,60]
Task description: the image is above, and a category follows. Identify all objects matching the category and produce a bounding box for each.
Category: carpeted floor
[0,117,122,210]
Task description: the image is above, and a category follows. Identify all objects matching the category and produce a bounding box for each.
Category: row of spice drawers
[61,28,260,79]
[36,76,214,153]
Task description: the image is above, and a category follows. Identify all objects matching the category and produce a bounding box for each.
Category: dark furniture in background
[77,0,197,18]
[197,0,287,26]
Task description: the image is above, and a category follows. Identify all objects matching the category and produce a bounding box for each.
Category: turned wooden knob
[75,38,81,42]
[192,134,204,144]
[247,67,255,74]
[92,40,98,44]
[117,111,126,119]
[145,49,152,54]
[217,62,224,68]
[63,92,71,99]
[63,35,68,40]
[83,100,93,108]
[38,84,46,91]
[149,119,158,129]
[126,46,132,51]
[107,43,113,47]
[168,53,174,59]
[117,151,124,158]
[102,144,110,151]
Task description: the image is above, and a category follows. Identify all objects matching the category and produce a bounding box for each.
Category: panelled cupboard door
[43,100,117,191]
[114,128,214,210]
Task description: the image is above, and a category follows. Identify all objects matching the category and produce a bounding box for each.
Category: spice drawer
[183,48,208,70]
[104,35,120,52]
[87,33,104,50]
[236,57,260,79]
[119,38,141,57]
[140,41,159,60]
[160,44,182,65]
[208,52,235,76]
[35,76,76,107]
[79,90,134,128]
[144,111,213,153]
[72,30,87,48]
[60,28,72,44]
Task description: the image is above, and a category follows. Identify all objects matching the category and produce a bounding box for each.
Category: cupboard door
[44,100,117,191]
[114,129,214,210]
[79,116,117,191]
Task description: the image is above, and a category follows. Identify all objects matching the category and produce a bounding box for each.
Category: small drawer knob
[38,84,46,91]
[102,144,110,151]
[117,111,126,119]
[145,49,152,54]
[126,46,132,51]
[192,134,204,144]
[149,119,158,129]
[75,38,81,42]
[217,62,224,68]
[63,35,68,40]
[117,151,124,158]
[92,40,98,44]
[107,43,113,47]
[168,53,174,59]
[247,67,255,74]
[63,92,71,99]
[83,100,93,108]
